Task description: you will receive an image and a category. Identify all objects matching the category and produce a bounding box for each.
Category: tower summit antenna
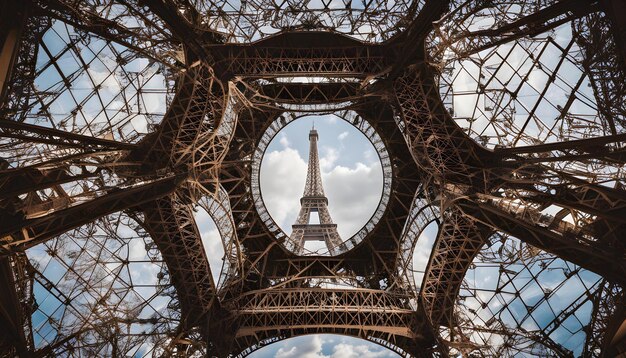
[288,127,343,255]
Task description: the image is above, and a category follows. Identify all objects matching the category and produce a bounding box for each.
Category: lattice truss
[0,0,625,357]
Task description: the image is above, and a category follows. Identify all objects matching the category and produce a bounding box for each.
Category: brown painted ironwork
[0,0,625,356]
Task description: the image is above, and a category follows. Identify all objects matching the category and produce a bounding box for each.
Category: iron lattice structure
[0,0,625,357]
[287,127,343,255]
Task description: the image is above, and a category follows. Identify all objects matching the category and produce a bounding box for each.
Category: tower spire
[303,126,324,197]
[288,128,343,255]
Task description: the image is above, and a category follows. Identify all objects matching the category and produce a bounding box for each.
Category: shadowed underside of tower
[288,127,343,255]
[0,0,626,357]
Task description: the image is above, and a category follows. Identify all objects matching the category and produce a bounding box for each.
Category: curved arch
[393,65,489,190]
[216,95,420,297]
[237,333,415,358]
[196,184,243,293]
[127,62,227,174]
[409,221,440,291]
[136,63,240,330]
[229,288,431,357]
[251,110,393,255]
[420,206,491,327]
[394,192,440,295]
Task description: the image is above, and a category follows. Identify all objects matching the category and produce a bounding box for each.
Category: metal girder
[494,167,626,230]
[0,119,138,150]
[575,10,626,136]
[398,0,449,45]
[0,165,96,201]
[1,0,625,356]
[142,0,202,33]
[393,64,490,189]
[456,197,626,285]
[227,288,432,357]
[433,0,600,59]
[514,181,626,226]
[602,0,626,67]
[210,32,392,79]
[0,175,182,255]
[0,2,48,120]
[0,254,33,356]
[252,82,360,105]
[141,193,219,327]
[141,0,221,61]
[0,1,27,105]
[495,132,626,157]
[420,206,490,327]
[388,0,449,72]
[470,0,597,54]
[128,61,226,176]
[584,281,625,356]
[30,0,182,68]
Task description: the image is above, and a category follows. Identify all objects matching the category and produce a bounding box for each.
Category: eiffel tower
[289,126,343,255]
[3,1,626,356]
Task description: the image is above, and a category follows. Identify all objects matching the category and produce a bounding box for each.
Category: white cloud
[260,142,382,241]
[260,147,308,229]
[319,146,339,171]
[363,149,375,162]
[330,342,396,358]
[127,239,160,287]
[323,161,382,239]
[88,63,121,94]
[337,131,349,141]
[410,222,438,288]
[194,208,226,284]
[201,226,225,284]
[263,335,399,358]
[279,133,290,148]
[276,335,324,358]
[131,115,149,133]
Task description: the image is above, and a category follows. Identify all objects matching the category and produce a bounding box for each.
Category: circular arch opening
[253,111,391,256]
[193,196,231,289]
[411,220,439,289]
[246,334,403,357]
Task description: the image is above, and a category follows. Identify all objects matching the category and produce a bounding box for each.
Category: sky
[196,113,406,356]
[23,20,601,356]
[24,107,598,357]
[259,114,384,252]
[197,112,390,275]
[247,334,400,358]
[193,112,597,357]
